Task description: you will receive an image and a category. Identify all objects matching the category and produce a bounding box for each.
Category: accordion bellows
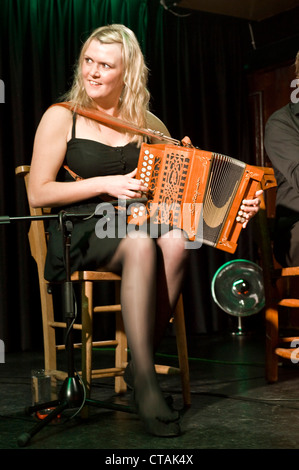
[128,143,265,253]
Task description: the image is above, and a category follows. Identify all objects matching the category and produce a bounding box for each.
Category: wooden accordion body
[128,143,265,254]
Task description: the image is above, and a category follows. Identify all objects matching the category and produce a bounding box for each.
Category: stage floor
[1,332,299,452]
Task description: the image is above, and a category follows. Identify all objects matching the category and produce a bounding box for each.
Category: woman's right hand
[102,168,149,200]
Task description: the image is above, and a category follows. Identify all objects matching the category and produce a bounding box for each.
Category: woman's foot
[124,361,174,407]
[141,415,181,437]
[133,374,181,437]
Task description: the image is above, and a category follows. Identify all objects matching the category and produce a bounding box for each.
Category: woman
[29,24,261,436]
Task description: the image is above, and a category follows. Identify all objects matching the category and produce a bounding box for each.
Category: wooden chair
[16,165,191,406]
[255,168,299,383]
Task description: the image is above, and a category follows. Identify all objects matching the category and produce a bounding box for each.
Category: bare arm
[28,106,148,208]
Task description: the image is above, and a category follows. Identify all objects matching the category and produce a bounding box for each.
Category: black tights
[105,230,189,435]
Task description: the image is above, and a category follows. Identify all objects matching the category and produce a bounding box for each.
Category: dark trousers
[274,220,299,267]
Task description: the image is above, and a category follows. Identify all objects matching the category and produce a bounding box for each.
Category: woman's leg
[105,233,180,436]
[154,229,189,351]
[123,229,189,389]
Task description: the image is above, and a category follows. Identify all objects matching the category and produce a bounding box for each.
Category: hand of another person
[240,189,263,228]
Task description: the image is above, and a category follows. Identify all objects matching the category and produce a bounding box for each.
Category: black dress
[44,114,140,281]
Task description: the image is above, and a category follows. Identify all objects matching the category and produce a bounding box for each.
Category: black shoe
[142,416,181,437]
[123,361,134,389]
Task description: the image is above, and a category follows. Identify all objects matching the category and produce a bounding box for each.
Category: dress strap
[64,113,83,181]
[71,113,77,139]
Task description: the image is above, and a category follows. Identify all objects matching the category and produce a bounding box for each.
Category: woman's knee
[122,232,156,261]
[158,229,189,255]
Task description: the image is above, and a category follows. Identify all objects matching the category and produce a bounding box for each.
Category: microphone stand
[0,200,146,447]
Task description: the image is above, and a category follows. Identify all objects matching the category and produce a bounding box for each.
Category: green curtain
[0,0,150,352]
[0,0,256,352]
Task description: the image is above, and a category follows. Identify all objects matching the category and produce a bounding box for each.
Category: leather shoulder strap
[50,102,180,145]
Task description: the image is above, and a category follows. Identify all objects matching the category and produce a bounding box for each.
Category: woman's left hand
[181,136,192,147]
[240,189,263,228]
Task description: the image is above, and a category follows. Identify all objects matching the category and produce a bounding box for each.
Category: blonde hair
[65,24,150,145]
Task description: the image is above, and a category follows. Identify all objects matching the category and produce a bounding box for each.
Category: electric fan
[211,259,265,334]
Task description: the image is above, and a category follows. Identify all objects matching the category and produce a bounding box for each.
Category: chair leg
[41,282,57,373]
[174,294,191,407]
[113,281,127,393]
[115,311,128,394]
[265,305,279,383]
[81,281,93,397]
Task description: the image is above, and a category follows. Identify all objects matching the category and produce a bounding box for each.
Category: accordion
[128,143,266,253]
